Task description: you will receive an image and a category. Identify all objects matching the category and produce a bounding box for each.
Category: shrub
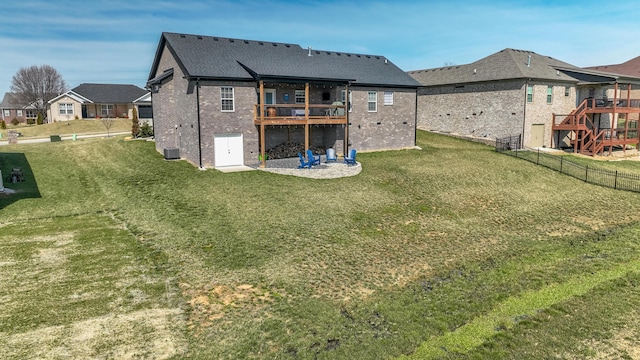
[37,113,44,125]
[11,118,19,126]
[26,118,36,125]
[0,120,6,129]
[140,123,153,137]
[131,107,140,138]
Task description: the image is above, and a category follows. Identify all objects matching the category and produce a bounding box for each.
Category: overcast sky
[1,0,639,93]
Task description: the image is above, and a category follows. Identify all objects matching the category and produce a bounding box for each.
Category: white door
[214,133,244,167]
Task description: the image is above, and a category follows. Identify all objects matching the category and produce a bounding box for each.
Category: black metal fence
[495,135,640,193]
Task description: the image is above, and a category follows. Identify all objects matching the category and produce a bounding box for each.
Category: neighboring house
[408,48,640,155]
[146,32,420,169]
[47,83,150,123]
[0,93,38,123]
[133,92,153,126]
[585,56,640,77]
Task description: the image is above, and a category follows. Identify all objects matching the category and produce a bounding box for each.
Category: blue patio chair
[298,152,312,168]
[325,148,337,162]
[307,149,321,166]
[344,149,357,165]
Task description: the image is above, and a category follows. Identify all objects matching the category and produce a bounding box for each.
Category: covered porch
[254,80,350,167]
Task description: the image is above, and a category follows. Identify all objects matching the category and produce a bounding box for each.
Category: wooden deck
[552,96,640,156]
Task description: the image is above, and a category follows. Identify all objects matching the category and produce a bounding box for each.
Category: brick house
[47,83,150,123]
[0,93,38,123]
[146,32,420,169]
[408,48,640,155]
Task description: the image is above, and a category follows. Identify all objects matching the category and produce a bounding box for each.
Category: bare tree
[10,65,67,122]
[101,116,115,138]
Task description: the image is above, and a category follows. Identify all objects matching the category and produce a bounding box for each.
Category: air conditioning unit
[164,148,180,160]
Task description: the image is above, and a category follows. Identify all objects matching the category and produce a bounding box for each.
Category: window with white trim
[17,110,23,117]
[26,109,36,118]
[383,91,394,105]
[295,90,305,104]
[546,86,553,104]
[221,87,234,112]
[367,91,377,112]
[59,103,74,115]
[3,110,9,117]
[526,85,533,103]
[101,104,114,117]
[564,86,570,97]
[340,90,352,112]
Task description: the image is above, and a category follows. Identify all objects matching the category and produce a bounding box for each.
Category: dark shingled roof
[0,92,29,109]
[72,83,148,103]
[408,48,580,86]
[585,56,640,78]
[148,32,420,88]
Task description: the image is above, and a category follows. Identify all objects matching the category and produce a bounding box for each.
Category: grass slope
[1,131,639,359]
[1,119,132,139]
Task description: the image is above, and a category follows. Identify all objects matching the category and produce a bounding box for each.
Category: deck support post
[260,80,266,168]
[304,83,310,151]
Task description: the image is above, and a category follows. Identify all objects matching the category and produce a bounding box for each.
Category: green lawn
[1,131,639,359]
[1,119,133,139]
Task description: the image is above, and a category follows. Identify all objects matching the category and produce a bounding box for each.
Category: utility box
[164,148,180,160]
[50,135,62,142]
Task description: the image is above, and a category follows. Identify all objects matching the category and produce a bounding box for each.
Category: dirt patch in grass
[183,283,277,334]
[1,308,186,359]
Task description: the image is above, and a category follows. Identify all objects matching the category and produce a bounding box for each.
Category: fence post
[585,165,588,182]
[560,156,563,173]
[614,170,618,189]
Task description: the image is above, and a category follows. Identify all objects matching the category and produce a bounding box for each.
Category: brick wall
[347,86,416,152]
[417,80,576,148]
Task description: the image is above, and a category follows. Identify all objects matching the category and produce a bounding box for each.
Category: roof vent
[213,37,219,41]
[527,55,531,67]
[180,34,186,38]
[473,68,477,74]
[197,36,202,40]
[384,59,388,64]
[308,46,312,56]
[244,40,249,44]
[229,39,234,43]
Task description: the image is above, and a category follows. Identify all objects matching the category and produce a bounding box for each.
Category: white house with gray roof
[409,48,640,155]
[146,32,420,169]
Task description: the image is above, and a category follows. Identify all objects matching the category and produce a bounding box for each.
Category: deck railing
[253,103,347,125]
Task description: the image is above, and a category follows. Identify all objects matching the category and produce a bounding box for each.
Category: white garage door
[214,133,244,167]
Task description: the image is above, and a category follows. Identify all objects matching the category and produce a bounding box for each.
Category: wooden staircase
[552,99,606,155]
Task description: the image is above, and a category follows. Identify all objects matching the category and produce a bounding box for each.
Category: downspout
[149,91,155,139]
[414,87,418,146]
[522,81,528,149]
[196,80,203,169]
